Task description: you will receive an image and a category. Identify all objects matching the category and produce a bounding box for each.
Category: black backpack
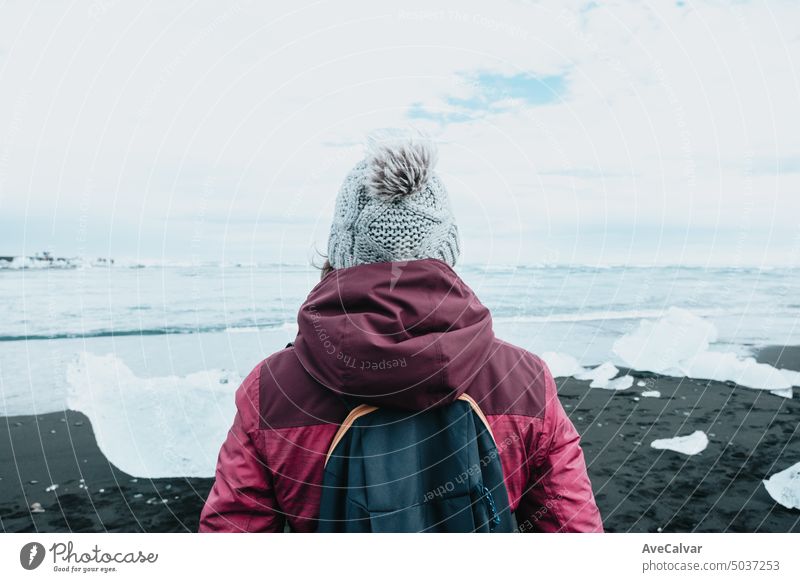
[317,394,514,532]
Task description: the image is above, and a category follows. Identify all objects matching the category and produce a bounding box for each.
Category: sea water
[1,262,798,477]
[1,262,799,415]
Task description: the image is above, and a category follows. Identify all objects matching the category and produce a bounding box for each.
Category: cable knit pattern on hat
[327,136,460,269]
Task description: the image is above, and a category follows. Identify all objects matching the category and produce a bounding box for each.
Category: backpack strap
[323,394,497,467]
[324,404,378,466]
[457,394,497,445]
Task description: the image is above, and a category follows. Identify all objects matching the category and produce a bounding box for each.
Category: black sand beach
[2,347,798,532]
[0,409,212,532]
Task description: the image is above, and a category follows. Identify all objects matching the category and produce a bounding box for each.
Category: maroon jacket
[199,259,603,532]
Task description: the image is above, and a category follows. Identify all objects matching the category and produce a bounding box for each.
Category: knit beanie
[327,131,460,269]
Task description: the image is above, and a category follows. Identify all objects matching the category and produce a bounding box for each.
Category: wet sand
[0,409,211,532]
[754,345,800,372]
[2,354,798,532]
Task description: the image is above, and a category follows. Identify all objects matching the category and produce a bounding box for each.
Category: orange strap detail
[324,404,378,466]
[323,395,496,467]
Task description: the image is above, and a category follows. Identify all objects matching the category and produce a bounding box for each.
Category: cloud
[0,0,798,265]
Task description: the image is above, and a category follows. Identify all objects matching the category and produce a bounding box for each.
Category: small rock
[49,429,56,434]
[133,493,143,499]
[165,484,172,490]
[74,421,84,426]
[130,478,138,483]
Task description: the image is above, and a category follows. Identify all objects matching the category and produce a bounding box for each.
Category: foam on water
[66,352,239,478]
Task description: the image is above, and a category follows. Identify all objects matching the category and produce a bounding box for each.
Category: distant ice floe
[613,307,797,396]
[541,351,585,378]
[66,352,240,478]
[651,430,709,455]
[762,462,800,510]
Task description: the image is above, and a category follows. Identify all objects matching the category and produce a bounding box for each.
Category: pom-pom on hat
[327,129,460,269]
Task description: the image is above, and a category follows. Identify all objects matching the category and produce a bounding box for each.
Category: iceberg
[541,351,584,378]
[762,462,800,510]
[650,430,709,455]
[614,308,795,394]
[613,307,717,374]
[66,352,240,478]
[679,352,791,391]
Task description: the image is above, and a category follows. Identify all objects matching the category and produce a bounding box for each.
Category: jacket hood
[293,259,495,410]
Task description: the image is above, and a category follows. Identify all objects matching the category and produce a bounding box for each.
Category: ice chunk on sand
[770,387,793,398]
[680,352,791,391]
[641,390,661,398]
[614,308,793,394]
[613,307,717,374]
[541,351,584,378]
[575,362,619,388]
[66,352,240,478]
[779,369,800,387]
[763,462,800,510]
[603,375,634,391]
[650,430,708,455]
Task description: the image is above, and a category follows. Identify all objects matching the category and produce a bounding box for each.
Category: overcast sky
[1,0,799,266]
